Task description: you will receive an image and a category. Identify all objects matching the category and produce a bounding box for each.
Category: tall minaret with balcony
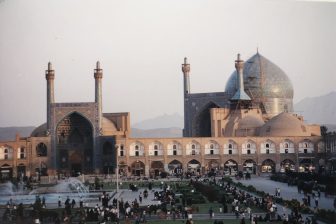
[182,57,190,95]
[182,57,191,136]
[231,54,251,101]
[46,62,55,132]
[94,61,103,132]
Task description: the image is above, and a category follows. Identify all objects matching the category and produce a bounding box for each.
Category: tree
[321,126,328,136]
[94,177,100,190]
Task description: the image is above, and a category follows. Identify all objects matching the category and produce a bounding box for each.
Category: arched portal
[193,102,220,137]
[243,159,257,174]
[56,112,93,175]
[299,158,315,173]
[224,159,238,176]
[207,160,220,171]
[131,161,145,176]
[17,164,26,179]
[118,161,128,176]
[0,164,12,180]
[261,159,275,173]
[280,159,295,172]
[150,161,164,177]
[187,159,201,174]
[168,160,183,174]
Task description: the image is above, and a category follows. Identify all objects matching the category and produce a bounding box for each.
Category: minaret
[182,57,190,95]
[94,61,103,131]
[46,62,55,131]
[231,54,251,101]
[182,57,191,137]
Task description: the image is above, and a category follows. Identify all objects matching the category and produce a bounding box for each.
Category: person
[314,196,319,208]
[80,196,83,208]
[139,192,143,204]
[209,207,213,218]
[58,196,62,208]
[307,194,311,206]
[305,217,312,224]
[71,199,76,208]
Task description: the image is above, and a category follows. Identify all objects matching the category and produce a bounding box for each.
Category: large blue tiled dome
[225,53,294,117]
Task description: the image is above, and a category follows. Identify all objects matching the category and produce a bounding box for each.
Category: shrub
[94,177,100,190]
[247,185,256,192]
[192,182,219,202]
[316,209,336,223]
[160,172,168,178]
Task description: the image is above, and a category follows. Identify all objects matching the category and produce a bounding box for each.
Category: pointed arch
[36,142,47,157]
[243,159,257,174]
[261,159,276,173]
[224,159,238,175]
[56,111,94,174]
[187,159,201,173]
[261,139,276,154]
[192,101,220,137]
[280,139,295,154]
[149,141,163,156]
[168,159,183,174]
[186,140,201,155]
[298,139,314,154]
[130,141,145,156]
[242,140,256,154]
[131,161,145,176]
[224,139,238,155]
[205,140,220,155]
[167,141,182,156]
[280,159,295,172]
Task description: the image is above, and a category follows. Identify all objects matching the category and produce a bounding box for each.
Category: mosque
[0,52,325,180]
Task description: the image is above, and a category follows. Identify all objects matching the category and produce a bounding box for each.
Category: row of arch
[113,139,317,157]
[115,158,314,176]
[0,143,47,161]
[0,162,48,180]
[0,138,319,160]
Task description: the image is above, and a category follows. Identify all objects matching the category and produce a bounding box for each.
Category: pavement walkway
[232,176,335,210]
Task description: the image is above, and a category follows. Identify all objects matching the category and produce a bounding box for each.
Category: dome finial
[96,61,100,69]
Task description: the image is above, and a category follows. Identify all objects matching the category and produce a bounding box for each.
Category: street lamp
[37,153,41,182]
[115,144,120,221]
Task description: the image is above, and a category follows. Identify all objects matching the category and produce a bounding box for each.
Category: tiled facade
[0,56,328,179]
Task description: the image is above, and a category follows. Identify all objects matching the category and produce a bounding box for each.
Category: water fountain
[0,181,26,195]
[0,177,111,208]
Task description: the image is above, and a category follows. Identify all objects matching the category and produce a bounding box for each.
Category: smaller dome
[260,112,308,137]
[237,115,265,130]
[31,123,47,137]
[102,117,117,135]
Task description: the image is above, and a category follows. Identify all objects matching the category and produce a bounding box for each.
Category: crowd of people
[1,174,332,224]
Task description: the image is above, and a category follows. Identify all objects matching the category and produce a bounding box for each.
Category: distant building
[0,53,325,180]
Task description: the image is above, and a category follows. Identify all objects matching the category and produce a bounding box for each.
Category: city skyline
[0,0,335,127]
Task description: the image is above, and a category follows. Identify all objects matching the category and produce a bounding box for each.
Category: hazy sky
[0,0,335,127]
